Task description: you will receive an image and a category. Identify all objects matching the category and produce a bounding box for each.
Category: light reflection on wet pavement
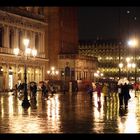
[0,90,140,133]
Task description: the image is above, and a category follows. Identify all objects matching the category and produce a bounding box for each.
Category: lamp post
[94,70,103,83]
[119,58,136,80]
[118,62,123,78]
[47,66,59,80]
[13,38,37,108]
[128,38,138,97]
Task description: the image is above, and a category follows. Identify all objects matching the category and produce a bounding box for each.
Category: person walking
[118,83,123,109]
[41,83,48,99]
[119,82,131,109]
[96,83,102,102]
[32,83,37,97]
[49,83,56,94]
[86,84,93,97]
[122,83,131,109]
[102,83,108,102]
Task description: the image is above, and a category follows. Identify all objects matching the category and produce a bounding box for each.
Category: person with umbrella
[118,78,131,109]
[30,82,37,98]
[41,82,48,99]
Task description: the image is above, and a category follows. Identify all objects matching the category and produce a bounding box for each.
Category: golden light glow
[25,47,31,55]
[47,95,60,132]
[100,73,103,76]
[128,39,138,47]
[13,48,19,56]
[55,71,59,75]
[23,38,30,48]
[132,63,136,68]
[32,49,37,57]
[127,63,132,68]
[51,66,55,71]
[47,70,50,74]
[126,57,131,63]
[119,63,123,68]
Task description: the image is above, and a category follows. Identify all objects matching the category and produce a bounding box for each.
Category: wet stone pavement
[0,90,140,133]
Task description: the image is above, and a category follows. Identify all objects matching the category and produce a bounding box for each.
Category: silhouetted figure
[119,83,131,109]
[118,83,123,109]
[102,83,108,102]
[86,84,93,97]
[122,83,131,109]
[41,83,48,99]
[62,83,67,94]
[97,100,101,111]
[49,84,56,94]
[17,83,24,96]
[96,83,102,101]
[30,96,37,109]
[30,83,37,98]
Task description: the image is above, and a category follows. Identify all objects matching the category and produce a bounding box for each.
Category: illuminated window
[38,7,44,15]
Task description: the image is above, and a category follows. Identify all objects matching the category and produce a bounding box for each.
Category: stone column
[13,65,18,86]
[75,70,77,80]
[34,67,36,81]
[22,30,26,50]
[14,28,19,48]
[3,25,9,48]
[32,32,35,49]
[42,33,45,52]
[38,33,41,54]
[4,64,9,90]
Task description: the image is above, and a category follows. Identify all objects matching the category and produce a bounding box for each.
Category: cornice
[0,10,47,32]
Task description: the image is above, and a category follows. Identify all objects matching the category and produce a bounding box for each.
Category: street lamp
[47,66,59,80]
[94,70,103,82]
[127,38,138,97]
[119,57,136,80]
[13,38,37,108]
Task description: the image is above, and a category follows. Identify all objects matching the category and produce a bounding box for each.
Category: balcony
[0,47,46,59]
[0,47,13,54]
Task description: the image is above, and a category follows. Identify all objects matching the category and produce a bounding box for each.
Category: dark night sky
[77,7,140,41]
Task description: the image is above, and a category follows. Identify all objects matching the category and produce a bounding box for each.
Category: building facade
[0,7,98,91]
[45,7,98,83]
[79,39,140,82]
[0,7,49,91]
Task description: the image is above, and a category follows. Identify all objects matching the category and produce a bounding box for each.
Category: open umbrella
[39,81,45,84]
[30,81,36,84]
[118,78,129,85]
[123,78,129,84]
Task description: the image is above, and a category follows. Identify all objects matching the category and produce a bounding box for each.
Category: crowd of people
[12,79,135,110]
[86,80,133,110]
[13,81,57,100]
